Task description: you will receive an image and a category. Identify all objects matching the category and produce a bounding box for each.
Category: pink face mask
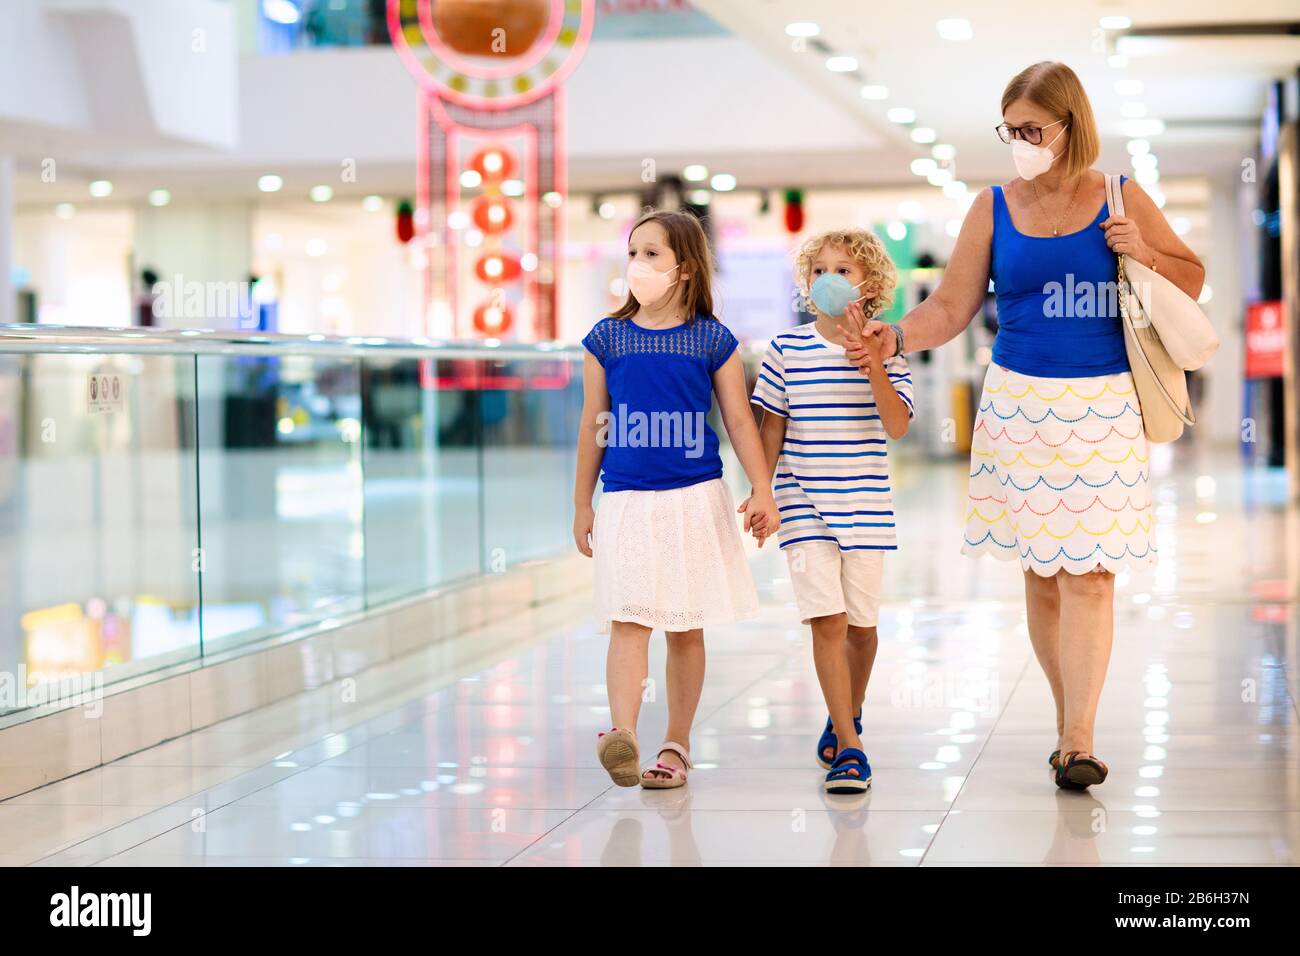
[626,260,681,306]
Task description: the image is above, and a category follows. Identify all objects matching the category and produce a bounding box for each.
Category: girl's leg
[607,621,652,732]
[1023,570,1066,747]
[651,627,706,774]
[1056,570,1115,755]
[812,613,864,760]
[844,625,879,711]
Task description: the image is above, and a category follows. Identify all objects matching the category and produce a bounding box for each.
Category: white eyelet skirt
[593,477,759,633]
[962,362,1157,577]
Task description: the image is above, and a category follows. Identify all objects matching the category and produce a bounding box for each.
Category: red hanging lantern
[471,195,515,234]
[468,146,516,184]
[473,299,514,336]
[474,251,522,283]
[395,199,416,244]
[783,189,804,234]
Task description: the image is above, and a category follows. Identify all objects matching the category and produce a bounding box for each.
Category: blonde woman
[857,62,1204,789]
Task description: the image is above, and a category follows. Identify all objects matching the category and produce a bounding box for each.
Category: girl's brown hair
[1001,61,1100,181]
[610,209,717,321]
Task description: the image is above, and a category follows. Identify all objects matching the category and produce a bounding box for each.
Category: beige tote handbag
[1104,173,1210,444]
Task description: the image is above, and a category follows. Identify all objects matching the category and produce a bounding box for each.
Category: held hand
[573,504,595,557]
[746,489,781,548]
[1099,216,1153,266]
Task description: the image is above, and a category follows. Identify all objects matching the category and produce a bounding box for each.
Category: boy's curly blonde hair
[794,228,897,319]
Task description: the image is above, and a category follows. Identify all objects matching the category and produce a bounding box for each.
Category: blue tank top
[989,180,1130,378]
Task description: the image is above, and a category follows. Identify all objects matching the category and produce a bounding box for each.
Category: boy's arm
[756,411,787,486]
[864,349,910,440]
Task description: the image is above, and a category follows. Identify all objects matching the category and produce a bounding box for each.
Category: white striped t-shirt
[750,322,914,551]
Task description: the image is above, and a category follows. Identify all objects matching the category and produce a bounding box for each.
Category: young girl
[748,229,914,794]
[575,209,779,790]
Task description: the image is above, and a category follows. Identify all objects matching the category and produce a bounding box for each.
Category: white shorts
[785,539,884,628]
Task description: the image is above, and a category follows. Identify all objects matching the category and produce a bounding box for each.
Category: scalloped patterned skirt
[962,363,1156,577]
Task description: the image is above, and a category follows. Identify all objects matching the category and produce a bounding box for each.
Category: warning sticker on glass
[87,373,125,414]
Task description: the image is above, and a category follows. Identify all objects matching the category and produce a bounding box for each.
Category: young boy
[748,228,913,794]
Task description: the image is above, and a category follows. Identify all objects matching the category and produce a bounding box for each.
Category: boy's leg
[607,620,652,732]
[842,550,884,710]
[811,612,864,758]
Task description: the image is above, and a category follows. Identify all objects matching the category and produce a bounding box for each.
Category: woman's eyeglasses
[995,118,1067,145]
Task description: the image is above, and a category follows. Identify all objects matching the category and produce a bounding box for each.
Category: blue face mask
[809,273,867,317]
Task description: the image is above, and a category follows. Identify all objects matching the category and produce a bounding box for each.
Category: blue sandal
[824,747,872,794]
[816,713,863,770]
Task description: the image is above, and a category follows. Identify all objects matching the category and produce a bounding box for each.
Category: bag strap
[1104,173,1125,218]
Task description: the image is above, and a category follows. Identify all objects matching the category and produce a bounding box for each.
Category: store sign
[1245,301,1285,380]
[87,372,125,414]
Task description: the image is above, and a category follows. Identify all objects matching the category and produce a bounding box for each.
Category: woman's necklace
[1030,174,1083,236]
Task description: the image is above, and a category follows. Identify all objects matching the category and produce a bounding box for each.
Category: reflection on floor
[3,447,1297,866]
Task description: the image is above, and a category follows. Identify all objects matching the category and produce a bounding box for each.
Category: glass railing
[0,326,584,716]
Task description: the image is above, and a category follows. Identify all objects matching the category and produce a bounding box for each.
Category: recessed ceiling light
[89,179,113,198]
[927,168,953,187]
[148,189,171,207]
[943,181,967,199]
[931,143,956,161]
[887,107,916,124]
[826,56,858,72]
[911,127,937,144]
[1100,15,1132,30]
[460,170,482,188]
[690,189,712,205]
[785,22,819,37]
[910,158,937,176]
[1126,138,1151,155]
[1132,152,1158,170]
[55,203,75,219]
[1115,79,1144,96]
[362,194,384,211]
[936,18,972,41]
[258,174,283,193]
[861,84,889,100]
[898,201,925,222]
[501,179,525,197]
[886,221,907,241]
[683,164,709,182]
[710,173,737,192]
[309,185,334,202]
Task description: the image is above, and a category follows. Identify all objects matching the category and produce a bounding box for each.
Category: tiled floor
[4,446,1297,866]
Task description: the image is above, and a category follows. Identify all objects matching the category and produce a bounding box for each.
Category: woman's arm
[573,352,609,557]
[713,352,780,546]
[855,187,994,361]
[1104,179,1205,301]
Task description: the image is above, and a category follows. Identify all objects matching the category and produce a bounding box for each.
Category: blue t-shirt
[582,315,738,493]
[989,179,1130,378]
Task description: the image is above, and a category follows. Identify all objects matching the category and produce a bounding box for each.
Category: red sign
[1245,301,1285,379]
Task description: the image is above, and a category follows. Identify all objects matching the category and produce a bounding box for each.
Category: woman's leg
[1023,570,1065,746]
[653,627,706,774]
[1056,570,1116,755]
[607,621,652,732]
[812,613,864,762]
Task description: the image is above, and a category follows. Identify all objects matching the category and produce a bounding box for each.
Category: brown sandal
[597,728,641,787]
[1055,751,1108,790]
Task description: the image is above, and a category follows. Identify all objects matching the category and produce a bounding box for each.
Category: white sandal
[640,741,692,789]
[596,727,641,787]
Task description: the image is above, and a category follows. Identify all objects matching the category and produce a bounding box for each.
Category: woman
[855,61,1204,789]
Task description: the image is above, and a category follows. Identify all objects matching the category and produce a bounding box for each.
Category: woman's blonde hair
[794,228,897,319]
[610,209,717,321]
[1001,61,1100,181]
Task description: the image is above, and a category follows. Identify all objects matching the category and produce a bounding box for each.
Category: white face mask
[1011,121,1068,181]
[625,260,681,306]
